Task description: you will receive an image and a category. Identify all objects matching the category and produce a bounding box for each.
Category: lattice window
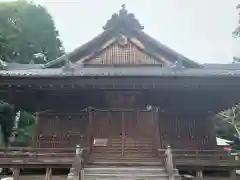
[84,41,164,65]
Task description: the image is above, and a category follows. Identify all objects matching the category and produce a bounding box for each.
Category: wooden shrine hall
[0,4,240,180]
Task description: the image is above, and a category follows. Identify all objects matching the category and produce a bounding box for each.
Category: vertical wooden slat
[84,41,164,65]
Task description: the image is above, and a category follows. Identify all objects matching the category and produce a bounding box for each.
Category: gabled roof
[44,5,201,69]
[203,63,240,70]
[0,61,44,70]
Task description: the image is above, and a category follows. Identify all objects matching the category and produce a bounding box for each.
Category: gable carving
[77,38,165,65]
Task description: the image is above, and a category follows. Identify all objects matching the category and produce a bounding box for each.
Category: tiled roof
[0,66,240,77]
[6,63,44,70]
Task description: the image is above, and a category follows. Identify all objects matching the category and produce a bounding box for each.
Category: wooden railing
[0,147,236,166]
[0,147,90,168]
[157,149,235,167]
[0,148,90,157]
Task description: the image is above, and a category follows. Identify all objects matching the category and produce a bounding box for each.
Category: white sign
[93,138,108,146]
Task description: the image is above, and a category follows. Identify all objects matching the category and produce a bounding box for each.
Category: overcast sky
[7,0,240,63]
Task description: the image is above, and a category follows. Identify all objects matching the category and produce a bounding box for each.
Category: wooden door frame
[89,109,159,153]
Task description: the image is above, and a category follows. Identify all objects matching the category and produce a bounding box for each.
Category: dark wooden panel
[138,111,155,137]
[92,111,110,137]
[124,111,137,136]
[109,111,122,136]
[34,112,89,148]
[158,112,217,150]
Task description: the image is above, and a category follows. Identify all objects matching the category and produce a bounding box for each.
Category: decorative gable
[44,4,201,69]
[77,36,165,65]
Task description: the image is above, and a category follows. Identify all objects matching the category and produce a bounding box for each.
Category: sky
[4,0,240,64]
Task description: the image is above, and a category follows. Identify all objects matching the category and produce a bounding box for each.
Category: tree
[216,105,240,149]
[217,105,240,138]
[0,0,64,63]
[0,102,15,145]
[11,111,36,147]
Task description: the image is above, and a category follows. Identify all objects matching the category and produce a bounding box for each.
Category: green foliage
[0,102,36,147]
[0,102,15,145]
[12,111,36,146]
[0,0,64,63]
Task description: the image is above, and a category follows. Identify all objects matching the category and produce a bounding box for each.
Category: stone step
[89,158,160,162]
[108,143,153,146]
[111,139,153,141]
[90,155,158,159]
[110,141,153,144]
[91,154,155,158]
[89,161,163,166]
[82,166,181,180]
[84,167,179,174]
[83,176,181,180]
[109,139,153,144]
[92,146,153,149]
[90,153,158,156]
[91,150,153,153]
[111,139,152,141]
[90,157,158,160]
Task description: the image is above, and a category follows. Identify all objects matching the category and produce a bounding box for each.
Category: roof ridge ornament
[171,56,185,71]
[62,58,74,73]
[233,4,240,39]
[0,59,8,70]
[103,4,144,31]
[119,4,128,15]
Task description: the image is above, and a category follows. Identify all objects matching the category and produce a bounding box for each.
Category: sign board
[93,138,108,146]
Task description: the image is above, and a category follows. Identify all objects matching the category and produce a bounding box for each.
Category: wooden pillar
[165,145,174,180]
[121,111,124,156]
[72,145,83,180]
[230,169,236,180]
[88,108,93,148]
[80,169,84,180]
[45,168,52,180]
[153,107,161,151]
[196,170,203,180]
[12,168,20,180]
